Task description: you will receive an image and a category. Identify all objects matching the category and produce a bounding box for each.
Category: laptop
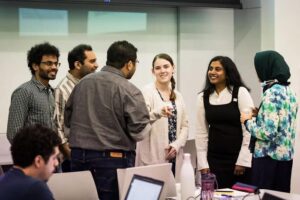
[125,174,164,200]
[117,163,176,200]
[262,193,286,200]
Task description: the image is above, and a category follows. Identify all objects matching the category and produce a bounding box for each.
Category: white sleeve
[236,87,254,167]
[142,87,163,123]
[195,93,210,170]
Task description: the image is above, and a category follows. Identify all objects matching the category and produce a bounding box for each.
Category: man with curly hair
[0,124,61,200]
[7,42,60,143]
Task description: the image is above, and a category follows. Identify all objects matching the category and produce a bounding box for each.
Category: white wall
[236,0,300,193]
[274,0,300,194]
[0,2,177,132]
[178,7,235,139]
[234,0,261,105]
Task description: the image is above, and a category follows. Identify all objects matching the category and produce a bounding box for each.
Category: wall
[234,0,261,105]
[0,2,177,132]
[274,0,300,194]
[236,0,300,193]
[178,7,235,139]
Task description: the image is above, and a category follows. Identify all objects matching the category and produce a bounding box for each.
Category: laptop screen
[125,174,164,200]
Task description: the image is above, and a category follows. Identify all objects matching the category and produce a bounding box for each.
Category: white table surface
[249,189,300,200]
[214,189,300,200]
[186,188,300,200]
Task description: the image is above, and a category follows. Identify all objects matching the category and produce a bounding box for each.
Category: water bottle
[200,173,216,200]
[176,183,181,200]
[180,153,195,200]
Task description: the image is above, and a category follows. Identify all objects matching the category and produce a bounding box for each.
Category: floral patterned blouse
[245,84,298,161]
[168,100,177,143]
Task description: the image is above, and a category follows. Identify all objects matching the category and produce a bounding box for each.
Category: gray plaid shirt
[7,76,55,143]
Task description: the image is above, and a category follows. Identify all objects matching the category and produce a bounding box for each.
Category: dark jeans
[252,156,293,192]
[71,148,135,200]
[61,159,71,172]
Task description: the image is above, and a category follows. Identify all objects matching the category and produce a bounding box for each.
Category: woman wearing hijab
[241,50,298,192]
[195,56,254,189]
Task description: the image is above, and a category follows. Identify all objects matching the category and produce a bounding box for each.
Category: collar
[31,76,54,92]
[11,166,25,175]
[101,66,126,78]
[66,72,80,84]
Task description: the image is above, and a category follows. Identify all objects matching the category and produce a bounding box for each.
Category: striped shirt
[54,72,79,143]
[7,76,55,143]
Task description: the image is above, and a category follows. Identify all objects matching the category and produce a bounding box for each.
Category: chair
[47,171,99,200]
[183,139,197,170]
[0,133,13,174]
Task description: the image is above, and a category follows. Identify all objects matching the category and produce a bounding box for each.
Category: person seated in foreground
[0,124,61,200]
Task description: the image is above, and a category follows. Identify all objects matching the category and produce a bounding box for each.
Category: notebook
[125,174,164,200]
[214,188,250,199]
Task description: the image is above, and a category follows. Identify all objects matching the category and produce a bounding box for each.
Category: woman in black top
[195,56,254,188]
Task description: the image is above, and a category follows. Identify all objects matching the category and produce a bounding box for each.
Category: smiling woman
[135,53,189,181]
[195,56,254,189]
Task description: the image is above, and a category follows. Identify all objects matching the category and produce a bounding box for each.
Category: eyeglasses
[40,61,61,67]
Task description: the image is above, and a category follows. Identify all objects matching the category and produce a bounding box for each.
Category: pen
[215,190,234,193]
[221,194,233,197]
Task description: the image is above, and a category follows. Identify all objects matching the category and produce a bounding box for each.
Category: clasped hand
[240,107,259,124]
[165,146,177,160]
[161,105,173,117]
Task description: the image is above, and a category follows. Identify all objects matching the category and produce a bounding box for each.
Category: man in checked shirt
[7,42,60,143]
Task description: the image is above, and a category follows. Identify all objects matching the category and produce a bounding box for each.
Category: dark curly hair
[27,42,60,75]
[106,40,137,69]
[68,44,93,70]
[11,124,61,167]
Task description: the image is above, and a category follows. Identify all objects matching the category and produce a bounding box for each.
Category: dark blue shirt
[0,167,54,200]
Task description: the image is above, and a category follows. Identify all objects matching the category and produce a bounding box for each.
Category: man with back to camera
[0,124,61,200]
[54,44,98,171]
[7,42,60,143]
[65,40,151,200]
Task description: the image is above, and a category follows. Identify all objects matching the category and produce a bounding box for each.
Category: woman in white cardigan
[135,53,189,179]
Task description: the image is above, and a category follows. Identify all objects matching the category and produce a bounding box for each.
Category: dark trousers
[61,159,71,172]
[210,165,251,189]
[251,156,293,192]
[71,148,135,200]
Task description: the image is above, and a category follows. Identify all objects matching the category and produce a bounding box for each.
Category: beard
[39,69,57,80]
[126,68,136,79]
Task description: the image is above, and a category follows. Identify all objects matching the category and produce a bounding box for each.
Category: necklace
[156,88,171,102]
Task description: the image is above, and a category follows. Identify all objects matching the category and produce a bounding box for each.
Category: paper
[214,188,250,199]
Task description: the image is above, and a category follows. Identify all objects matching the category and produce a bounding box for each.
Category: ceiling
[0,0,243,8]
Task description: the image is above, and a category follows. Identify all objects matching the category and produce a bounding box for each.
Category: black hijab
[254,50,290,92]
[254,50,290,83]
